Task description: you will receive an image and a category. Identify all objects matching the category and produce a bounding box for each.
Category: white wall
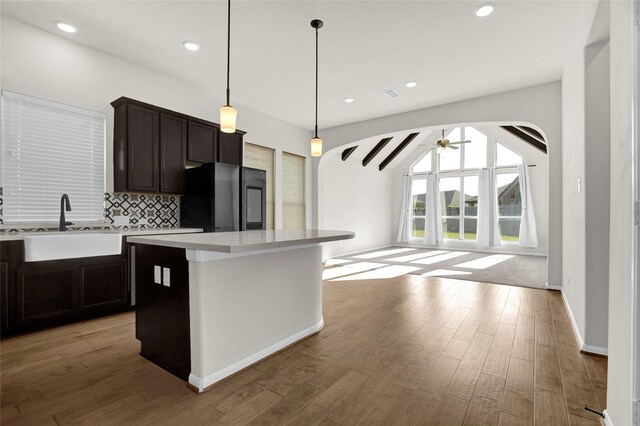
[584,39,610,350]
[320,149,394,258]
[315,82,563,284]
[606,0,635,423]
[390,125,549,255]
[560,0,610,354]
[0,16,313,229]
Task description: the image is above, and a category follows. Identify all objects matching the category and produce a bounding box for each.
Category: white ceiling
[1,1,590,131]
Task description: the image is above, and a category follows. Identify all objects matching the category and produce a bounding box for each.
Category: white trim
[603,409,614,426]
[188,317,324,393]
[545,282,563,291]
[187,243,321,262]
[560,289,608,356]
[401,241,547,257]
[323,244,391,260]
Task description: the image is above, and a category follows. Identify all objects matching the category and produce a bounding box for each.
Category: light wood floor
[1,274,607,425]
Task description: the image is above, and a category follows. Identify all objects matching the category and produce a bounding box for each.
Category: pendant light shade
[310,19,323,157]
[311,136,323,157]
[220,105,237,133]
[220,0,236,133]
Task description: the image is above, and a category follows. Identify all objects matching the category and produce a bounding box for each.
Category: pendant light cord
[226,0,231,106]
[314,24,319,138]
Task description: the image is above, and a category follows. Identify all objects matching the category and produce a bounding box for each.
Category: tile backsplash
[0,189,180,233]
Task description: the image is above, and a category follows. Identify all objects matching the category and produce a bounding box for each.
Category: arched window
[408,126,529,243]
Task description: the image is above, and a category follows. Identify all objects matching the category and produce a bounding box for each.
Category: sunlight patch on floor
[421,269,473,277]
[331,265,421,281]
[324,258,352,266]
[352,248,415,259]
[454,254,514,270]
[385,250,449,262]
[412,251,470,265]
[322,262,387,280]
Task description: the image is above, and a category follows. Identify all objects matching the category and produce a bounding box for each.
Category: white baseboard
[188,318,324,393]
[545,282,563,291]
[324,244,391,260]
[560,290,608,356]
[603,409,613,426]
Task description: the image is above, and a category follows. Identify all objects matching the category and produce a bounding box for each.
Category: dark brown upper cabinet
[187,120,217,163]
[115,103,160,192]
[112,97,245,195]
[218,130,244,165]
[160,114,187,193]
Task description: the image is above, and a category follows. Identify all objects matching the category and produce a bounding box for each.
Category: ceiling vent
[383,89,400,98]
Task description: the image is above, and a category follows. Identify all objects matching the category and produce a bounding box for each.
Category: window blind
[244,142,275,229]
[282,151,305,230]
[2,91,106,223]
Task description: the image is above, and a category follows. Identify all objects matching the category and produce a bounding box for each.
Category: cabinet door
[218,131,243,166]
[78,260,128,315]
[16,265,77,325]
[160,114,187,194]
[1,261,8,330]
[128,104,159,192]
[187,121,217,163]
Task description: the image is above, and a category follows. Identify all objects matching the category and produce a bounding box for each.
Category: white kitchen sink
[23,232,122,262]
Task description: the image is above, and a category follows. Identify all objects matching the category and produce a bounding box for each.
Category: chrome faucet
[59,194,73,231]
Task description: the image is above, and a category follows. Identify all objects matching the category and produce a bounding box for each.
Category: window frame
[409,126,526,244]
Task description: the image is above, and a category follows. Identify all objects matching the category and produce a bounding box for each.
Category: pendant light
[220,0,237,133]
[310,19,324,157]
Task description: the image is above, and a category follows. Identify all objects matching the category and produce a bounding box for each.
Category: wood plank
[535,344,564,394]
[379,132,420,171]
[284,370,368,425]
[362,137,393,167]
[429,395,470,426]
[534,388,568,426]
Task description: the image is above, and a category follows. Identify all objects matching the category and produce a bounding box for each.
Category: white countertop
[0,228,203,242]
[127,229,355,253]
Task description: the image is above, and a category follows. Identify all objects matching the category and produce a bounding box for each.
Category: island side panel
[187,244,323,390]
[135,244,191,380]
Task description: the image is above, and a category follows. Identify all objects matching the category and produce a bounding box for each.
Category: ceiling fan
[434,129,471,153]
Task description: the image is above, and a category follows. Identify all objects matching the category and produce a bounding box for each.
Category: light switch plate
[163,267,171,287]
[154,266,162,284]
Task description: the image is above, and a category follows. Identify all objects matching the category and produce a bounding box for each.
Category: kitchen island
[127,229,354,393]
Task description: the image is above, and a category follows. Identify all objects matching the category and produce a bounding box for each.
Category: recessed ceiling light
[55,21,77,33]
[405,81,417,88]
[344,98,355,104]
[182,41,200,51]
[475,2,495,17]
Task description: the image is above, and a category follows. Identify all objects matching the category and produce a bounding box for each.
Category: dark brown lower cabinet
[79,260,128,315]
[16,265,77,326]
[0,240,130,338]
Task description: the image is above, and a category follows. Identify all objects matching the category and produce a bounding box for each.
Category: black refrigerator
[180,162,266,232]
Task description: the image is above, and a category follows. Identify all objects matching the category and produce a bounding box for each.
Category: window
[408,126,532,244]
[438,127,487,171]
[2,91,106,223]
[244,142,275,229]
[496,142,523,166]
[411,151,432,173]
[282,152,305,229]
[496,173,522,242]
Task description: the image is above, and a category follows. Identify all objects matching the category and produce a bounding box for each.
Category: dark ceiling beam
[517,125,545,142]
[341,146,358,161]
[379,132,420,171]
[362,137,393,166]
[500,126,547,154]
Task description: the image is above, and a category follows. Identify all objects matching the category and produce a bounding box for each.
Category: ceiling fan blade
[449,140,472,145]
[450,145,460,150]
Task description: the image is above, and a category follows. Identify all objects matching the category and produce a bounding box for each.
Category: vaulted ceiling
[1,1,592,130]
